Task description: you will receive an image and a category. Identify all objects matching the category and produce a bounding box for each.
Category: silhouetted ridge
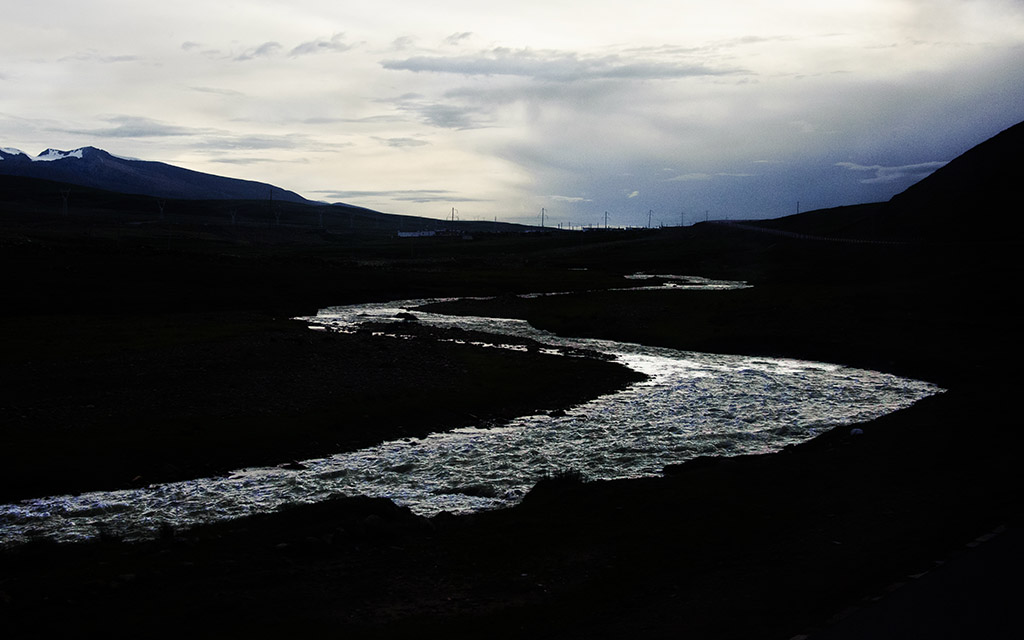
[0,145,312,204]
[750,119,1024,241]
[887,119,1024,239]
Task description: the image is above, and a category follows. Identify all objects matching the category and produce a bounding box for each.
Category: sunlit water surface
[0,277,941,546]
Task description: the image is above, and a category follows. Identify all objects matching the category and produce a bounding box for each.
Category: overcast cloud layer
[2,1,1023,226]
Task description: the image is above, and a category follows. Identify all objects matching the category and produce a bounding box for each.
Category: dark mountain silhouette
[887,119,1024,236]
[0,172,535,236]
[748,118,1024,241]
[0,146,537,234]
[0,146,313,204]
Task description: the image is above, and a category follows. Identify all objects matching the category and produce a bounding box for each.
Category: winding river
[0,276,942,546]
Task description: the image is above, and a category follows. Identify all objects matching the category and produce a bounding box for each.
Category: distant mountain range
[0,146,313,204]
[0,146,538,235]
[4,117,1021,239]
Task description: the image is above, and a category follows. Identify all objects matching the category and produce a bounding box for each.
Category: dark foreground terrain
[1,211,1021,638]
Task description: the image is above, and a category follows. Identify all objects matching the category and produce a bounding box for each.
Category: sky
[2,1,1023,227]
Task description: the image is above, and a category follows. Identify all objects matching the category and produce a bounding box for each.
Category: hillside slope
[751,118,1024,241]
[0,146,312,203]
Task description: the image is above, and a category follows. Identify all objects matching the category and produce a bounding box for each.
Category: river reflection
[0,279,941,546]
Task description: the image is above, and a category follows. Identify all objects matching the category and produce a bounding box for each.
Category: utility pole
[648,209,653,229]
[604,211,608,229]
[541,207,546,228]
[270,189,280,226]
[59,188,71,216]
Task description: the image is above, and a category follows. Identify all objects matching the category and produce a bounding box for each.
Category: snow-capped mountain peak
[0,147,92,162]
[33,148,86,162]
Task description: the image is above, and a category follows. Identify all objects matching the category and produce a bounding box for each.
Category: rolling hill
[744,118,1024,241]
[887,118,1024,236]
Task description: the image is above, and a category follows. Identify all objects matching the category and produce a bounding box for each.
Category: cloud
[194,34,355,62]
[190,86,245,97]
[235,41,282,61]
[296,114,406,125]
[391,36,416,51]
[417,104,487,129]
[195,134,353,154]
[444,32,474,46]
[197,134,306,151]
[549,195,592,203]
[312,189,485,203]
[385,94,490,129]
[375,137,430,148]
[207,156,296,165]
[665,173,714,182]
[57,116,208,138]
[57,51,140,64]
[290,33,354,56]
[382,47,741,82]
[836,161,948,184]
[665,172,756,181]
[51,116,349,157]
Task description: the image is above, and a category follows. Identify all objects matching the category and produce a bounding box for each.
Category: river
[0,276,941,546]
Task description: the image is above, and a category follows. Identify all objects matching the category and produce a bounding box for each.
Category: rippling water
[0,279,941,547]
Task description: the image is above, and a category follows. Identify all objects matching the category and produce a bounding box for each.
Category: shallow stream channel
[0,276,942,546]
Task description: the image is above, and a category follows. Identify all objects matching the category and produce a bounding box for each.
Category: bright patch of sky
[2,1,1022,226]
